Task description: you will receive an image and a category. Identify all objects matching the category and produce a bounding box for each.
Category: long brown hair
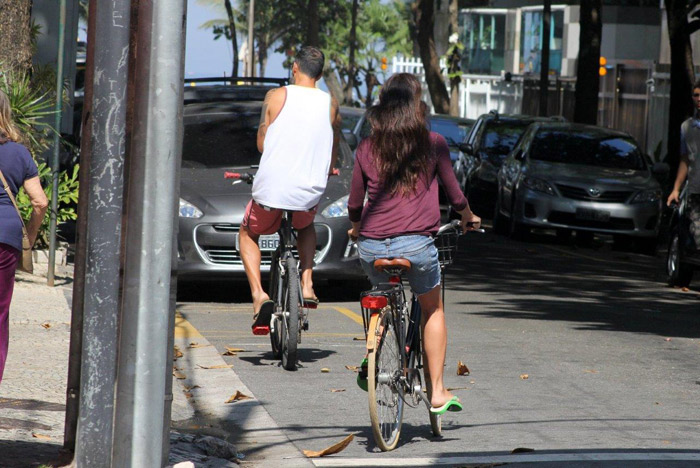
[0,89,21,144]
[366,73,431,196]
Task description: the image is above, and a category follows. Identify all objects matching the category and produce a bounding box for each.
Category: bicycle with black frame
[357,219,482,451]
[225,171,315,371]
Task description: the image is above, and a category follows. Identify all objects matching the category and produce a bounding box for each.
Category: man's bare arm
[257,89,275,153]
[329,96,341,174]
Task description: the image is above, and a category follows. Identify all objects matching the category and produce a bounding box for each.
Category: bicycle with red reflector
[359,220,482,451]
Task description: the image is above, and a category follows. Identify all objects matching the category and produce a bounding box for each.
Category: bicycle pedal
[302,322,309,331]
[303,301,318,309]
[252,326,270,336]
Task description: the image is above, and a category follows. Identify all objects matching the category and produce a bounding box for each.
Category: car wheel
[667,229,694,287]
[492,192,508,235]
[508,198,529,241]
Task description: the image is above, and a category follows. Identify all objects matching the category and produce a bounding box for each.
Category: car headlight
[179,198,203,218]
[321,195,349,218]
[631,189,661,204]
[522,176,555,196]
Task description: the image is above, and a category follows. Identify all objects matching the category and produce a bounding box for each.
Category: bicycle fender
[366,313,380,352]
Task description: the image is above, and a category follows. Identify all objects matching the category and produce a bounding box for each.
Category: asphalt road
[177,228,700,466]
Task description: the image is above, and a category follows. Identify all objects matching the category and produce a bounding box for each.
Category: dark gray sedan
[177,97,364,283]
[493,122,668,251]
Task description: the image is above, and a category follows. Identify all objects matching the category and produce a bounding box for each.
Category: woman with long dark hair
[0,89,48,384]
[348,73,480,414]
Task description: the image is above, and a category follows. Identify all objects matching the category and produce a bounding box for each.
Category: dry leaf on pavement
[173,346,183,360]
[184,385,200,391]
[457,361,470,376]
[321,368,330,373]
[583,369,598,374]
[223,346,245,356]
[520,374,529,380]
[446,386,470,391]
[184,392,193,399]
[352,337,365,341]
[512,447,535,454]
[198,364,233,370]
[188,342,209,349]
[330,389,346,393]
[302,434,355,458]
[345,365,359,372]
[41,322,51,329]
[32,433,52,440]
[225,391,252,403]
[173,371,187,380]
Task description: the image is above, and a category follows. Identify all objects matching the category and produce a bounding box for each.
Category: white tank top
[252,85,334,210]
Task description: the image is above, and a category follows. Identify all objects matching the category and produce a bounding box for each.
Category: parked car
[493,122,668,251]
[177,80,365,284]
[460,111,560,214]
[666,186,700,286]
[340,106,365,150]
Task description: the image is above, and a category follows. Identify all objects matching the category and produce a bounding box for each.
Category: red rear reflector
[389,276,401,284]
[361,296,387,309]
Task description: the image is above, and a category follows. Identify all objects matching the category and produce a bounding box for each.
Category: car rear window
[182,112,260,168]
[481,120,532,161]
[430,119,470,147]
[529,130,646,170]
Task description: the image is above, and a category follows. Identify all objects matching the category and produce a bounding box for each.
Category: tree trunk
[365,71,378,109]
[344,0,359,106]
[539,0,551,116]
[323,68,344,105]
[0,0,33,74]
[224,0,239,78]
[306,0,320,47]
[448,0,460,116]
[258,39,268,77]
[414,0,449,114]
[573,0,602,125]
[665,0,695,174]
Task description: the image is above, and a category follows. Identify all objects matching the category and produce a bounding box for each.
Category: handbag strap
[0,169,30,235]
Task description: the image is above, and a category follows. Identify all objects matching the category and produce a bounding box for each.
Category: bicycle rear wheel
[269,252,283,359]
[281,255,300,371]
[368,308,404,451]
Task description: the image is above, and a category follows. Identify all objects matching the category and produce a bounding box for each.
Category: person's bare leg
[296,224,317,300]
[418,285,454,408]
[239,225,270,313]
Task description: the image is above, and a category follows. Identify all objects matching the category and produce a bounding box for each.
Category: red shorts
[241,200,317,236]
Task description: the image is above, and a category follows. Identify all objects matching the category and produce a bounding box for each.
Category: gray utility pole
[48,0,66,287]
[539,0,552,117]
[68,0,131,464]
[111,0,187,465]
[247,0,255,76]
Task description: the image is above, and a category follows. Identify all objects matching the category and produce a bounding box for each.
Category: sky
[185,0,287,80]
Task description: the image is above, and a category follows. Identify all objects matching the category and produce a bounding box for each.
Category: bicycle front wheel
[368,309,404,451]
[281,255,300,371]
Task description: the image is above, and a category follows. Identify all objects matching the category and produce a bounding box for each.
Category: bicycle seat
[374,258,411,273]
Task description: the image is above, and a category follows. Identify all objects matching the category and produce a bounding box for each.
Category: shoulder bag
[0,169,33,274]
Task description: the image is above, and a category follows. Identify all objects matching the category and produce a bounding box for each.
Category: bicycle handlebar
[224,171,254,184]
[436,219,485,235]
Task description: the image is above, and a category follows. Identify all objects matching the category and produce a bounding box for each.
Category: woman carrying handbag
[0,89,48,384]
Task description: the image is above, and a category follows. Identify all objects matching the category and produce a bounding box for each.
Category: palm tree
[0,0,33,74]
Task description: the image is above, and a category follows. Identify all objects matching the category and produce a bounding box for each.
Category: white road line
[312,452,700,467]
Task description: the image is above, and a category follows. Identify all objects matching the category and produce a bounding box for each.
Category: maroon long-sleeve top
[348,132,468,239]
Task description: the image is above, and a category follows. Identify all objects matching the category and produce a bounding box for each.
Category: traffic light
[381,57,387,71]
[599,56,607,76]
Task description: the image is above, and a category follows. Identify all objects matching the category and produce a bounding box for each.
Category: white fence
[391,55,523,119]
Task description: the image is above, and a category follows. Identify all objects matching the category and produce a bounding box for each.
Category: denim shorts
[358,235,440,296]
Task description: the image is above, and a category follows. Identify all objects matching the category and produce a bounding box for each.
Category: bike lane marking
[311,451,700,466]
[174,312,203,339]
[331,306,364,326]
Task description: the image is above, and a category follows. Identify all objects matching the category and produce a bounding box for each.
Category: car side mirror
[343,131,358,150]
[458,142,474,155]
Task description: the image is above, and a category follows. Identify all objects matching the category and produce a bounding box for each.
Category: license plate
[235,233,280,252]
[576,208,610,222]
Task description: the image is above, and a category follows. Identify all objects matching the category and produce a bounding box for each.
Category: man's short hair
[295,46,325,79]
[694,78,700,91]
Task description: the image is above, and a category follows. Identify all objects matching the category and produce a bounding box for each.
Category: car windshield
[481,120,532,162]
[182,112,260,168]
[529,130,646,170]
[341,112,363,132]
[430,119,471,147]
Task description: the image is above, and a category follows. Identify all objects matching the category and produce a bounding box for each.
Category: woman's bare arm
[23,176,48,246]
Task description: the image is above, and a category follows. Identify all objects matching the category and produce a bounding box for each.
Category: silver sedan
[493,122,669,251]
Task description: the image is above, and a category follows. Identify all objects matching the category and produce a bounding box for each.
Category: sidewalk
[0,264,311,468]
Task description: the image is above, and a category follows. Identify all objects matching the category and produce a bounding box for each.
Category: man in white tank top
[239,46,341,334]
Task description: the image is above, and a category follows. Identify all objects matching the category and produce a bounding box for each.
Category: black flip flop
[252,300,275,335]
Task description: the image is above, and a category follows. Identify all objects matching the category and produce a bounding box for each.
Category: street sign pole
[111,0,186,464]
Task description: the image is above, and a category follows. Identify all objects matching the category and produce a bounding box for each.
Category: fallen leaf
[511,447,535,454]
[321,368,330,373]
[352,337,365,341]
[446,386,470,391]
[184,385,200,391]
[184,392,193,398]
[41,322,51,329]
[682,287,690,292]
[345,365,359,372]
[188,342,209,349]
[662,440,672,445]
[470,380,475,384]
[222,350,237,356]
[225,391,252,403]
[664,338,672,342]
[173,371,187,380]
[198,364,233,370]
[226,346,245,353]
[520,374,529,380]
[330,389,346,393]
[583,369,598,374]
[173,346,183,360]
[457,361,470,376]
[32,433,52,440]
[302,434,355,458]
